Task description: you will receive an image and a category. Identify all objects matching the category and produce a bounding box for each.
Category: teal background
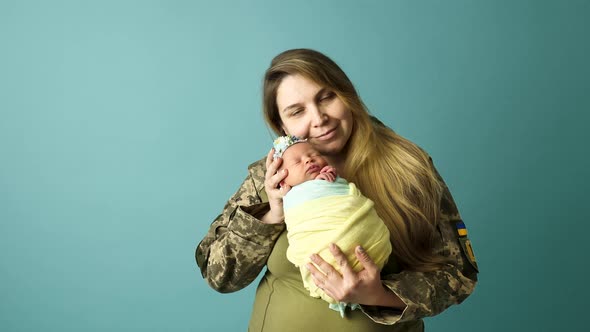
[1,0,588,331]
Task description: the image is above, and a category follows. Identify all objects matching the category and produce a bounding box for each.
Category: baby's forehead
[283,142,316,157]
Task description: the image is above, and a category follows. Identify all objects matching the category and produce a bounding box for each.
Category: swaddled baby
[273,135,392,317]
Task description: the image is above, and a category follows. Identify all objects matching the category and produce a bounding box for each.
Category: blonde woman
[196,49,478,331]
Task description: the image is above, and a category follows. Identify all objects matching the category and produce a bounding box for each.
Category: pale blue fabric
[283,177,349,211]
[329,302,361,318]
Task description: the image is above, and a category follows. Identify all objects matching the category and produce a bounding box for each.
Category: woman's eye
[319,92,335,102]
[290,108,303,116]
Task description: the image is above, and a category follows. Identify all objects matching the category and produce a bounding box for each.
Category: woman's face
[276,74,353,158]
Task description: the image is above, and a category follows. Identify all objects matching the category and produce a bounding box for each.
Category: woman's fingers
[265,154,281,179]
[306,245,384,304]
[265,148,274,169]
[307,245,357,302]
[280,182,291,194]
[273,169,288,189]
[261,149,290,224]
[310,272,337,299]
[355,245,378,275]
[306,262,324,281]
[328,243,355,277]
[264,152,287,190]
[309,252,341,281]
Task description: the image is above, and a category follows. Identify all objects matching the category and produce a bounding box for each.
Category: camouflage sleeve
[195,159,286,293]
[361,159,479,324]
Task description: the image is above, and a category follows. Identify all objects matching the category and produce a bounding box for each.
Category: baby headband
[272,135,307,159]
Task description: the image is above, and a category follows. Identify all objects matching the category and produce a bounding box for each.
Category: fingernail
[329,243,336,250]
[357,246,364,253]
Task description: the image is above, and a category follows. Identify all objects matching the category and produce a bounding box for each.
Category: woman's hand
[306,244,406,309]
[260,149,290,224]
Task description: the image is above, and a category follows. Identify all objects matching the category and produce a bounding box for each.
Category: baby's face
[278,142,329,187]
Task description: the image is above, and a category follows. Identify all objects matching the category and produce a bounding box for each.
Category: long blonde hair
[263,49,446,271]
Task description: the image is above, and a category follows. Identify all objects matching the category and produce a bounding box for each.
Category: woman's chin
[314,141,345,156]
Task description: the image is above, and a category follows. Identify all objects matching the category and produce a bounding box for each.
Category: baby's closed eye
[284,161,301,168]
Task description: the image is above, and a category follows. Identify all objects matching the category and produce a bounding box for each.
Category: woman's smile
[313,127,337,141]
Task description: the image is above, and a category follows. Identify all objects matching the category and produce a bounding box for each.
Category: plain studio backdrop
[1,1,588,331]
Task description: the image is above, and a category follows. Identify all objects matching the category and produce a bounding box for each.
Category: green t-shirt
[248,231,422,332]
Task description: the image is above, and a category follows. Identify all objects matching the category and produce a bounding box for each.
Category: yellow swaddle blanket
[284,178,392,310]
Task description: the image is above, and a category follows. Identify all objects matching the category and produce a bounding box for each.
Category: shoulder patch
[456,221,478,272]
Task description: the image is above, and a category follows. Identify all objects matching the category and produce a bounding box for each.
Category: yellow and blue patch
[456,221,468,237]
[456,221,478,271]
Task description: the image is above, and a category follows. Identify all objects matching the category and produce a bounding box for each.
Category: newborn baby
[273,135,392,317]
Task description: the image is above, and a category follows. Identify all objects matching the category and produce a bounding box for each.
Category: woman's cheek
[283,119,309,138]
[298,125,311,138]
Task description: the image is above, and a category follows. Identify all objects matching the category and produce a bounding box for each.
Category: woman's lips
[314,127,336,141]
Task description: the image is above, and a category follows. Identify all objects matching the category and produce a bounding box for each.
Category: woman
[196,49,478,331]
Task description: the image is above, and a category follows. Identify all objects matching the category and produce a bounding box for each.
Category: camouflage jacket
[196,157,478,325]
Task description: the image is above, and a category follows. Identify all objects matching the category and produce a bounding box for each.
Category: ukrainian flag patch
[456,221,478,271]
[456,221,468,237]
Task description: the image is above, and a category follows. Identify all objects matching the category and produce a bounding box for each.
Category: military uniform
[196,153,478,331]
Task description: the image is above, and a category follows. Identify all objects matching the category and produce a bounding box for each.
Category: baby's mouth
[306,164,320,174]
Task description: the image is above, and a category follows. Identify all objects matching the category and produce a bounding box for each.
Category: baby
[273,135,392,317]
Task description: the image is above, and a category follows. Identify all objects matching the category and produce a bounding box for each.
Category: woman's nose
[310,105,328,126]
